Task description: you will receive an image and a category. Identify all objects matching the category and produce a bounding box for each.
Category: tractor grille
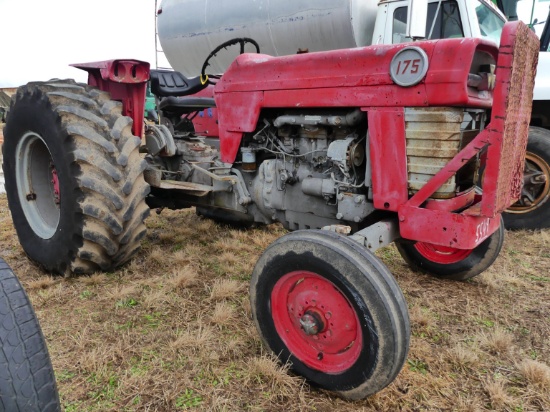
[405,107,464,198]
[483,22,539,215]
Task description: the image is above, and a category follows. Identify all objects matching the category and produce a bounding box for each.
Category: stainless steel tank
[157,0,378,77]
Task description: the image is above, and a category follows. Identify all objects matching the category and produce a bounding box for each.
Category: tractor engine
[144,108,375,229]
[145,105,486,231]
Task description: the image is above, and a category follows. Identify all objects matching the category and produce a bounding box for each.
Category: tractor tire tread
[3,80,149,275]
[0,262,60,412]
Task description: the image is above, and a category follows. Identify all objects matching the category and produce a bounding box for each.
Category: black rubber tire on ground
[250,230,410,400]
[395,217,505,281]
[3,80,150,275]
[503,126,550,230]
[0,258,60,412]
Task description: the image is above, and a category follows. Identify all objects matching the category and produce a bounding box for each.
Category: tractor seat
[150,69,208,97]
[158,96,216,117]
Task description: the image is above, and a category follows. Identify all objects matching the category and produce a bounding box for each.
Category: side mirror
[407,0,428,40]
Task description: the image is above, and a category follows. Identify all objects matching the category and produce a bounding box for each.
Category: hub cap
[15,132,60,239]
[414,243,473,264]
[271,271,362,373]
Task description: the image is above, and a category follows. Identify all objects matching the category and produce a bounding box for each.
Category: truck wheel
[250,230,410,400]
[503,126,550,230]
[0,258,60,412]
[395,217,504,281]
[2,81,150,275]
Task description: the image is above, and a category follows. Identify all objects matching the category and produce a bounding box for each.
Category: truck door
[379,0,505,45]
[391,0,466,43]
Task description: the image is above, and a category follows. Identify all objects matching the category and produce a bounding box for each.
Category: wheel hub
[508,151,550,213]
[299,310,326,336]
[15,132,61,239]
[271,270,363,373]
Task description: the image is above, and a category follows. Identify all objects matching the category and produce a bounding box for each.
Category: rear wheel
[503,126,550,230]
[0,258,60,412]
[250,230,410,400]
[3,80,150,275]
[396,217,504,281]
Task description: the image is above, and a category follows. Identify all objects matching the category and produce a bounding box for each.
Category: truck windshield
[474,0,506,44]
[516,0,550,38]
[393,1,464,43]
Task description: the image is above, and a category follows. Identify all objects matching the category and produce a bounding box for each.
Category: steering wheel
[200,37,260,85]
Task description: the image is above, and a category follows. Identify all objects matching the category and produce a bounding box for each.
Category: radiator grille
[405,107,464,198]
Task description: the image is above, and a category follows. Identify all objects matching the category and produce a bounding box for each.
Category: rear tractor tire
[396,217,505,281]
[250,230,410,400]
[3,80,150,275]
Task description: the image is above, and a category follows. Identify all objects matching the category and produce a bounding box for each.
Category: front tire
[0,259,60,412]
[250,230,410,400]
[396,217,504,281]
[3,80,150,275]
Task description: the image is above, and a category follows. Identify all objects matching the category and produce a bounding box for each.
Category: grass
[0,195,548,411]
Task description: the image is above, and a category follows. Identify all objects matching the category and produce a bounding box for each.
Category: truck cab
[374,0,506,45]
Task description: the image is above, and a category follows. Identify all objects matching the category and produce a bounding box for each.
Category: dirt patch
[0,197,548,411]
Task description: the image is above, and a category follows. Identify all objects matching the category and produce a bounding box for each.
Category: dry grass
[518,359,550,390]
[484,378,513,410]
[478,326,515,356]
[0,196,548,411]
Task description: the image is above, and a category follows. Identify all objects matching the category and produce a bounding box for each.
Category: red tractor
[1,21,537,399]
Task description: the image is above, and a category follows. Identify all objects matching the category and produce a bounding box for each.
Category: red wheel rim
[50,163,60,205]
[414,243,473,264]
[271,271,362,373]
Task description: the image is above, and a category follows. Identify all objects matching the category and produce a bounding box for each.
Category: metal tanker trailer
[157,0,377,76]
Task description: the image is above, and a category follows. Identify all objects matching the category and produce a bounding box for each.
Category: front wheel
[396,217,504,281]
[250,230,410,400]
[503,126,550,230]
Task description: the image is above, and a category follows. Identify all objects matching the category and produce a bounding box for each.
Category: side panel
[216,91,264,162]
[367,108,409,211]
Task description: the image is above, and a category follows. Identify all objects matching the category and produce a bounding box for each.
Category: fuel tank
[157,0,378,77]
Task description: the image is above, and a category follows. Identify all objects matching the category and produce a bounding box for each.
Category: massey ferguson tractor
[1,2,538,399]
[161,0,550,231]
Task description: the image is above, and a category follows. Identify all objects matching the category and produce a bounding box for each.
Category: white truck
[157,0,550,230]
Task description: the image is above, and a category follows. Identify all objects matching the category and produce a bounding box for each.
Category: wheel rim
[508,152,550,214]
[414,243,473,264]
[15,132,60,239]
[271,271,363,373]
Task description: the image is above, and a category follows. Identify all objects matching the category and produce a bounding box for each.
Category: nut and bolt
[299,311,326,336]
[300,313,320,335]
